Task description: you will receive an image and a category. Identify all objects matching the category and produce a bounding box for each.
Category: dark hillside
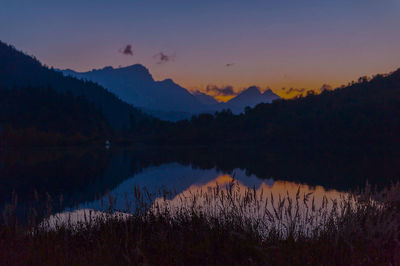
[0,86,111,146]
[0,41,148,129]
[150,69,400,152]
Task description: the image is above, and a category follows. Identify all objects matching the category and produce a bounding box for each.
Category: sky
[1,0,400,100]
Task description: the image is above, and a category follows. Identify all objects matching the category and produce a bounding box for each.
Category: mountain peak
[120,64,148,72]
[224,86,280,114]
[263,88,279,97]
[114,64,151,77]
[241,86,261,95]
[160,78,175,85]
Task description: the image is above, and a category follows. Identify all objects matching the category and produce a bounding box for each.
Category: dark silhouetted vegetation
[0,86,112,146]
[139,69,400,153]
[1,182,399,265]
[0,41,150,130]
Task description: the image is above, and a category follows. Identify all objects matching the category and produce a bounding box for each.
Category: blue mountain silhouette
[63,65,280,119]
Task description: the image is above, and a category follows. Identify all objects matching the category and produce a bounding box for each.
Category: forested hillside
[0,41,149,129]
[146,69,400,151]
[0,86,111,146]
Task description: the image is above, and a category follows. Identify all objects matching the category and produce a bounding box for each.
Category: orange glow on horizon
[214,95,235,103]
[192,87,321,101]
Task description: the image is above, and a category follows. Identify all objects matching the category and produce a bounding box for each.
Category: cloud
[283,87,307,95]
[225,63,235,67]
[206,85,236,96]
[119,44,133,56]
[154,52,176,64]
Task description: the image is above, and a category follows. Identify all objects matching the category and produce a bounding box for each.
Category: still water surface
[0,146,398,223]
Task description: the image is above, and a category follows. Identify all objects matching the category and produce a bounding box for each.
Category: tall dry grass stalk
[1,181,399,265]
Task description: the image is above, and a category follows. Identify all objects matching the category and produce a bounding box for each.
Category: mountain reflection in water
[0,146,398,224]
[79,164,345,213]
[44,171,347,233]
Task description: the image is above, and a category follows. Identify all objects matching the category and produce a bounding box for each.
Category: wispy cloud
[206,85,236,96]
[283,87,307,94]
[119,44,133,56]
[154,52,176,64]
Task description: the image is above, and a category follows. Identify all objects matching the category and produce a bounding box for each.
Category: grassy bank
[1,182,399,265]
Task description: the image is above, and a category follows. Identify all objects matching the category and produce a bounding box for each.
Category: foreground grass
[1,182,400,265]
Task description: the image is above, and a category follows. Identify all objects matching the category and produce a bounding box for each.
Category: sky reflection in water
[46,163,348,229]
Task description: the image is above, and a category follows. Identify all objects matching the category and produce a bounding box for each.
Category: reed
[1,181,399,265]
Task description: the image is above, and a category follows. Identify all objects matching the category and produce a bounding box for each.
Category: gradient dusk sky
[1,0,400,98]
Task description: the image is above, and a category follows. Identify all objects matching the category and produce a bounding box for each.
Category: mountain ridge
[62,65,281,119]
[223,86,280,113]
[62,65,207,115]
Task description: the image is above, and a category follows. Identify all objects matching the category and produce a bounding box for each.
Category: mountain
[224,86,280,114]
[63,66,282,119]
[155,79,206,112]
[193,91,219,106]
[0,41,148,129]
[63,65,155,108]
[62,66,207,115]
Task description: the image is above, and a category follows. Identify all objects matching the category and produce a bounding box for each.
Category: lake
[1,145,399,223]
